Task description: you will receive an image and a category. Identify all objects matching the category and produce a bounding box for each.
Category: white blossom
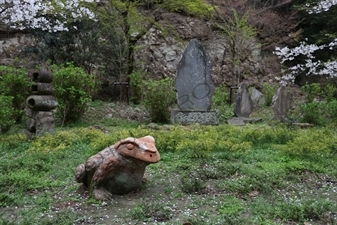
[0,0,97,32]
[307,0,337,14]
[274,0,337,85]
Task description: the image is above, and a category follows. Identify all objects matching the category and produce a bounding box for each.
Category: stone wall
[0,27,33,65]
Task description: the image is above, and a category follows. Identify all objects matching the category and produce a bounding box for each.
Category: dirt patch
[83,101,150,124]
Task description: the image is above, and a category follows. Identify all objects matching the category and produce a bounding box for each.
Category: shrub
[0,96,16,132]
[212,84,234,122]
[141,78,176,123]
[0,65,31,123]
[29,127,114,153]
[262,82,278,106]
[243,125,296,146]
[274,128,337,155]
[52,62,98,125]
[301,82,336,103]
[294,100,337,127]
[129,71,143,104]
[293,83,337,126]
[302,82,322,103]
[322,83,337,102]
[296,102,326,126]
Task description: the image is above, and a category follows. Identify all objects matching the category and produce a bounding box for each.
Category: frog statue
[75,136,160,200]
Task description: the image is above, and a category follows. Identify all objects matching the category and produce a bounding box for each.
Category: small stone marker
[250,87,265,107]
[272,86,292,119]
[234,82,254,117]
[175,39,214,110]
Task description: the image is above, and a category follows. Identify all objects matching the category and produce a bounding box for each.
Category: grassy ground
[1,102,337,225]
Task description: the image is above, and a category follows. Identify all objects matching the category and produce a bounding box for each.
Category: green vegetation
[291,82,337,126]
[262,82,278,106]
[0,63,102,132]
[212,84,234,122]
[1,120,337,224]
[1,1,337,223]
[129,71,143,104]
[0,65,31,125]
[141,77,176,123]
[52,62,99,126]
[0,96,16,132]
[160,0,215,18]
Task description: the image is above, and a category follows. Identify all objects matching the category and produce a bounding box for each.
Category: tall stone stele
[171,39,219,125]
[25,71,58,139]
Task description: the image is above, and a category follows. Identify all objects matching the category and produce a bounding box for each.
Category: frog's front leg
[77,149,112,187]
[91,156,122,200]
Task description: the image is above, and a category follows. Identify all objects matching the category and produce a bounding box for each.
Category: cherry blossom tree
[0,0,96,32]
[274,0,337,85]
[307,0,337,13]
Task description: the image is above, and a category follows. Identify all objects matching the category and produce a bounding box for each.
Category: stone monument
[25,71,58,139]
[234,82,254,118]
[272,86,292,120]
[75,136,160,200]
[228,82,261,125]
[171,39,219,125]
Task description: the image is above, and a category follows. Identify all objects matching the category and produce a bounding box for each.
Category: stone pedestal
[26,110,56,139]
[171,109,219,125]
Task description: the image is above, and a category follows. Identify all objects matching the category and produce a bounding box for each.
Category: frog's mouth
[148,152,160,162]
[125,151,160,164]
[138,148,160,163]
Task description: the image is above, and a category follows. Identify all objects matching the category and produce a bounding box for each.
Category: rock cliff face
[137,12,214,78]
[136,11,267,87]
[0,11,268,88]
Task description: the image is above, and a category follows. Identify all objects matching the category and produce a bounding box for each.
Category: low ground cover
[0,109,337,224]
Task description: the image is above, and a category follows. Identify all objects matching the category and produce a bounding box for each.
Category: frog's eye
[126,143,134,150]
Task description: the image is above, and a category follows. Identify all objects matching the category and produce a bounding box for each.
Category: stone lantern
[25,71,58,139]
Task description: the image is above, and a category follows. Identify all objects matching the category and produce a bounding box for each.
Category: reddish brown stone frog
[75,136,160,200]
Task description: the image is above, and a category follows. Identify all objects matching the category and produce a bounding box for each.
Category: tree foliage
[212,0,300,52]
[216,9,258,86]
[91,0,157,77]
[28,17,127,81]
